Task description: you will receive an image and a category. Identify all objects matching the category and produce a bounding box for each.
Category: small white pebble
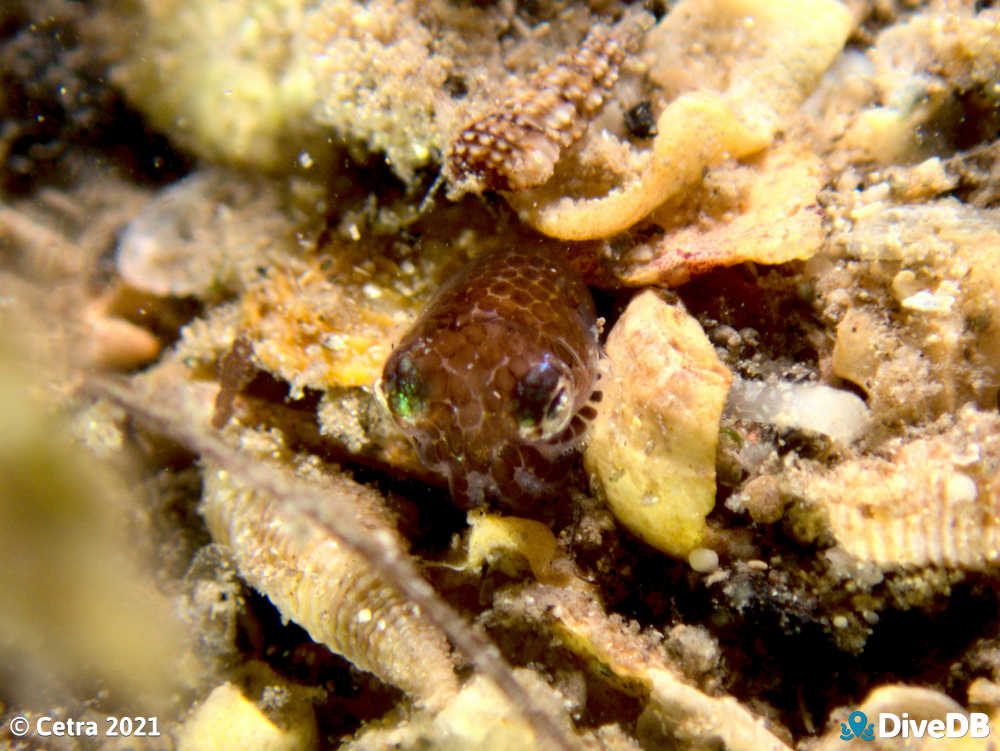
[968,677,1000,706]
[832,614,849,629]
[322,333,346,352]
[705,569,729,586]
[946,473,978,505]
[725,376,869,445]
[688,548,719,573]
[356,608,372,624]
[298,151,314,169]
[901,289,955,313]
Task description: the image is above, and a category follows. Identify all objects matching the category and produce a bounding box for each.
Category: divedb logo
[840,709,991,742]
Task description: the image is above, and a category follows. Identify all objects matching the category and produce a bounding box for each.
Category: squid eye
[513,359,573,440]
[381,354,427,422]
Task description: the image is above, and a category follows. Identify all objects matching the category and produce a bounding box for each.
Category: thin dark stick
[86,375,578,751]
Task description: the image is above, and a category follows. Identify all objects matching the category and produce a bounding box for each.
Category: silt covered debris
[3,0,1000,749]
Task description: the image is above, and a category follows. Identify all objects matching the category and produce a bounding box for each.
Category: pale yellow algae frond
[176,678,318,751]
[584,291,732,558]
[511,0,852,240]
[114,0,325,171]
[114,0,461,182]
[616,142,828,286]
[843,10,1000,165]
[509,91,769,241]
[462,512,585,589]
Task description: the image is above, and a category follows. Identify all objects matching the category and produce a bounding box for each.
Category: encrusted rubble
[5,0,1000,748]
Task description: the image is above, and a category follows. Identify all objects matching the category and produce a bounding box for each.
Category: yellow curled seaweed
[508,92,769,241]
[510,0,853,241]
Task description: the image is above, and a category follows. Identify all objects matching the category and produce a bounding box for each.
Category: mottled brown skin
[380,247,601,510]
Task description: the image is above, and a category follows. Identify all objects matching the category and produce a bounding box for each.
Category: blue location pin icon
[848,711,868,739]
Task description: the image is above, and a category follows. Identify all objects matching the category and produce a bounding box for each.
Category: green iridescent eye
[383,354,426,421]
